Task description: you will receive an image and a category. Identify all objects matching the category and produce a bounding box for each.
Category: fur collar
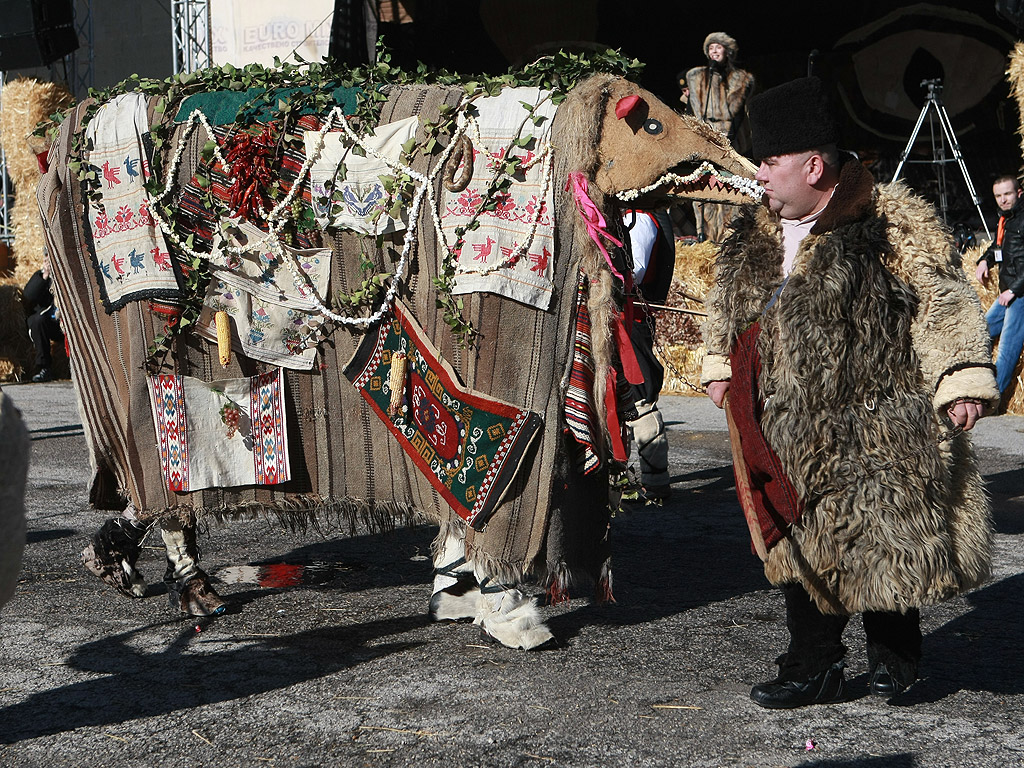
[810,155,876,235]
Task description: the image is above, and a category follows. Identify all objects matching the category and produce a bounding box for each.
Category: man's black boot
[750,662,846,709]
[868,661,916,698]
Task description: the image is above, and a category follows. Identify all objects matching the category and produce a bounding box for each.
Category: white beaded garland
[614,161,763,202]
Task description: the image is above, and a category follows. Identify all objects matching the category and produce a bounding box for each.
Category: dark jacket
[981,198,1024,296]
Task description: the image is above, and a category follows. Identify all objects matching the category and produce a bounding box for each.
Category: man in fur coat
[701,76,998,709]
[686,31,755,243]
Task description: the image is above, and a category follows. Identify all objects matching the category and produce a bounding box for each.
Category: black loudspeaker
[0,0,79,70]
[996,0,1024,30]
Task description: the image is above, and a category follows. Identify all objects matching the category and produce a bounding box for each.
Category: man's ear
[805,154,825,186]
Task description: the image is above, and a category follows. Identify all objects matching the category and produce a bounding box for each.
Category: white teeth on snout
[615,161,763,202]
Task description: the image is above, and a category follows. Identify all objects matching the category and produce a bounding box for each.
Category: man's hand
[999,289,1015,307]
[707,380,730,409]
[976,261,989,285]
[947,398,984,431]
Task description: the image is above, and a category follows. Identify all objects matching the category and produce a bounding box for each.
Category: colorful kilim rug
[564,271,601,474]
[442,87,558,311]
[82,93,182,311]
[148,368,291,492]
[344,302,542,529]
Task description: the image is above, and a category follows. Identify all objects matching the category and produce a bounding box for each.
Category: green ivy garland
[46,43,644,360]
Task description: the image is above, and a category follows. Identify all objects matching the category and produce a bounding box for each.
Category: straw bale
[0,77,73,280]
[657,239,717,396]
[1009,42,1024,164]
[11,203,46,285]
[0,277,33,382]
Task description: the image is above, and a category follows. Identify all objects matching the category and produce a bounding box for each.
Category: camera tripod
[891,79,991,240]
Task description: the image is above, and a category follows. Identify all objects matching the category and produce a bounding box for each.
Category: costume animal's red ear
[615,94,643,119]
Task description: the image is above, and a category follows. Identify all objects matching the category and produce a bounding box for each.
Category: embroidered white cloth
[84,92,178,310]
[304,115,419,234]
[196,221,331,369]
[442,87,558,311]
[148,369,291,492]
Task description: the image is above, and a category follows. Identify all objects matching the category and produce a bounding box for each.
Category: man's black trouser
[776,582,922,683]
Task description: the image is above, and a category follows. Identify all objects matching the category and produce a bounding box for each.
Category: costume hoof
[79,536,145,598]
[168,573,227,617]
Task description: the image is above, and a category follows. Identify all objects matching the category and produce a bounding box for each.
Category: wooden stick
[724,395,769,561]
[644,303,708,317]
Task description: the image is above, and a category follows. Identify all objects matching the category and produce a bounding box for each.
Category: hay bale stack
[1009,42,1024,164]
[0,278,32,380]
[657,239,718,396]
[0,77,73,284]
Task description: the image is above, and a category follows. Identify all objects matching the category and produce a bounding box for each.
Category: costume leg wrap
[629,400,669,487]
[428,528,478,623]
[161,518,226,617]
[80,505,149,598]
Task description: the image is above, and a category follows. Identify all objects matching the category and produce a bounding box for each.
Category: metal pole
[933,96,992,240]
[892,79,992,240]
[0,70,10,246]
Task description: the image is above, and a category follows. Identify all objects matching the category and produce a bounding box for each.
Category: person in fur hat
[701,76,998,709]
[686,32,755,242]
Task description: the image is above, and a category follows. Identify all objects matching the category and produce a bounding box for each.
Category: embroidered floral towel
[304,115,419,234]
[442,87,558,311]
[148,369,291,492]
[196,221,331,369]
[83,92,180,311]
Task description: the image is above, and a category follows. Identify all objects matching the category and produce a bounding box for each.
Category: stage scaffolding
[172,0,212,75]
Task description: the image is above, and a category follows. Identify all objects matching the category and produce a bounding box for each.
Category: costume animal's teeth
[615,161,763,202]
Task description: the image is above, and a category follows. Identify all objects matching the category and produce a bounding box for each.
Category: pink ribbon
[567,172,624,281]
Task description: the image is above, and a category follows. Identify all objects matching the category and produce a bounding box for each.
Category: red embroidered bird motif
[472,236,495,262]
[111,251,126,275]
[151,246,171,270]
[530,246,551,274]
[102,160,121,188]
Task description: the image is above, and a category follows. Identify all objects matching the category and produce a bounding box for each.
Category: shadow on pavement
[0,614,427,744]
[797,756,914,767]
[894,573,1024,705]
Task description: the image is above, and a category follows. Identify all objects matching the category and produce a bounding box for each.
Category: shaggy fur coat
[702,158,999,615]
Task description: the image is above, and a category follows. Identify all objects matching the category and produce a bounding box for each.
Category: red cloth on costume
[729,321,803,549]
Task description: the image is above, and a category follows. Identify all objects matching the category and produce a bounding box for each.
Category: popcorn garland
[150,105,465,335]
[614,161,763,203]
[149,101,760,353]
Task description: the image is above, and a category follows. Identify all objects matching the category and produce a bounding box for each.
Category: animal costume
[39,65,759,644]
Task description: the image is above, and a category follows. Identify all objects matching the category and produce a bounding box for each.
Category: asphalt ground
[1,380,1023,768]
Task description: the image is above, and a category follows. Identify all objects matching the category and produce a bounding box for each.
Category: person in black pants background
[23,268,63,383]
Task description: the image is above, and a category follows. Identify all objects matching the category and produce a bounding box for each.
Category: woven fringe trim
[542,560,612,603]
[134,495,422,536]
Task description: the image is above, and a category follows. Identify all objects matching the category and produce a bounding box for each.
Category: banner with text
[210,0,334,68]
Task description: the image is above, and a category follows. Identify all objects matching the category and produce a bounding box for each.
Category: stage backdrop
[210,0,334,68]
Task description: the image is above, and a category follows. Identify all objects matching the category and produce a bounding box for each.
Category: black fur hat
[748,76,839,160]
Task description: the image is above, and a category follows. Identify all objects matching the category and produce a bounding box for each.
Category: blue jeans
[986,297,1024,393]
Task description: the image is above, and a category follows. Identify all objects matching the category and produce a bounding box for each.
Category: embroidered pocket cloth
[442,87,558,311]
[148,369,291,493]
[196,221,331,369]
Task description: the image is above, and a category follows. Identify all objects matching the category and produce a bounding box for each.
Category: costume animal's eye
[644,119,663,135]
